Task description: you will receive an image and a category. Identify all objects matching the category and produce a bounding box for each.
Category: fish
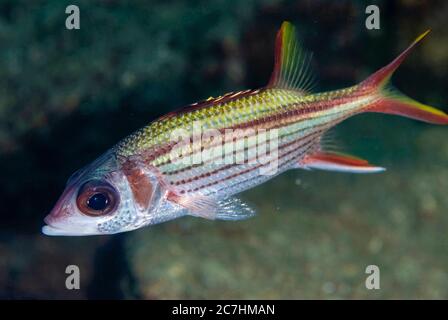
[43,21,448,236]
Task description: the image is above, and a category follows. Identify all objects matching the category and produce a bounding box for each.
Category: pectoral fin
[167,192,256,221]
[167,192,218,219]
[299,152,385,173]
[214,197,256,221]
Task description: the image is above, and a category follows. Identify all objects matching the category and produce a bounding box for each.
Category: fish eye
[76,180,119,217]
[87,193,109,211]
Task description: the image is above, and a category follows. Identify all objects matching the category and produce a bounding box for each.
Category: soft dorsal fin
[267,21,316,93]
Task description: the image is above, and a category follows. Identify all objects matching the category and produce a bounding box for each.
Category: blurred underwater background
[1,0,448,299]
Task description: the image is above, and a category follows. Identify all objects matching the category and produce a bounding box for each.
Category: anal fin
[299,152,385,173]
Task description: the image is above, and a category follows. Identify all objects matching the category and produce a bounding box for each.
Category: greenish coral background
[0,0,447,299]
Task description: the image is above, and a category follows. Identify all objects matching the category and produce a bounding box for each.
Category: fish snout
[43,185,78,229]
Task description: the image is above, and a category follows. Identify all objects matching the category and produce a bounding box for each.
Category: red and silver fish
[43,22,448,236]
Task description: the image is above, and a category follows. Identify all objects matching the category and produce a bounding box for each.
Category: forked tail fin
[361,30,448,125]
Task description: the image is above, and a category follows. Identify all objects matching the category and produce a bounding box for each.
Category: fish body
[118,86,370,197]
[43,22,448,236]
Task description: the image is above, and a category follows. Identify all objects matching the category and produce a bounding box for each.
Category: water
[0,0,447,299]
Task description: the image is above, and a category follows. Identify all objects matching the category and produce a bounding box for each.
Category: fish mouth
[42,225,68,236]
[42,223,103,236]
[42,224,92,236]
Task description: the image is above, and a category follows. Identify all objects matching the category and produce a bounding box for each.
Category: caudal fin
[361,30,448,125]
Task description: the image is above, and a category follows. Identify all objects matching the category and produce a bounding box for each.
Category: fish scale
[115,85,373,198]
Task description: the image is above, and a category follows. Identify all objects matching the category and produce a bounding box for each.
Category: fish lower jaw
[41,225,101,236]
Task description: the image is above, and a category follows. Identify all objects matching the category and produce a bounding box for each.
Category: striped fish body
[43,22,448,236]
[117,85,373,200]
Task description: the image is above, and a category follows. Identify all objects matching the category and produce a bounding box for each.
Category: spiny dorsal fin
[267,21,316,93]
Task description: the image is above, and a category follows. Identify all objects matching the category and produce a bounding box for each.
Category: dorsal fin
[267,21,316,93]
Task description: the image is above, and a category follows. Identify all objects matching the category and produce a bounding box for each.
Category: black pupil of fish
[87,193,109,211]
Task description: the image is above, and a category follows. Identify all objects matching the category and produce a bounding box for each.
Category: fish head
[43,151,164,236]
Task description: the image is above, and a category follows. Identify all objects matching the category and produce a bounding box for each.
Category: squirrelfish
[43,22,448,236]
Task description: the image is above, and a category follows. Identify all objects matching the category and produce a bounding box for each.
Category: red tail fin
[361,30,448,125]
[372,89,448,124]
